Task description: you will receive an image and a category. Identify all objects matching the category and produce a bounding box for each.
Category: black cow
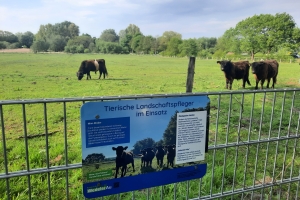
[251,60,279,90]
[140,149,147,167]
[166,144,176,168]
[155,146,165,167]
[76,59,108,80]
[144,148,155,167]
[217,60,251,90]
[112,146,135,178]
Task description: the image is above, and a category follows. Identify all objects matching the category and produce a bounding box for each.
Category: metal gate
[1,88,300,200]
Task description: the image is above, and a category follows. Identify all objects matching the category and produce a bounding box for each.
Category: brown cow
[76,59,108,80]
[217,60,251,90]
[251,60,279,90]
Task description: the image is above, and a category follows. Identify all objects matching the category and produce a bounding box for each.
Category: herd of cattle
[112,145,176,178]
[217,59,279,90]
[76,58,279,91]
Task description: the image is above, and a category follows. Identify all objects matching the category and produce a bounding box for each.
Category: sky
[1,0,300,39]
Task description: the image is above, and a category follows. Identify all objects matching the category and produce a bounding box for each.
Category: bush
[213,50,227,59]
[84,48,90,53]
[8,42,21,49]
[0,42,6,49]
[31,40,49,53]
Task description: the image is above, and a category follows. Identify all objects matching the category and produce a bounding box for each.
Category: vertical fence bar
[221,94,232,194]
[280,93,289,199]
[0,105,10,200]
[174,183,177,200]
[186,181,189,200]
[63,102,70,200]
[242,92,255,199]
[295,112,300,199]
[251,92,266,199]
[288,112,299,197]
[198,178,202,198]
[232,93,244,197]
[262,92,276,197]
[287,91,296,136]
[270,91,286,198]
[44,103,51,200]
[210,94,221,197]
[22,104,32,199]
[283,91,296,199]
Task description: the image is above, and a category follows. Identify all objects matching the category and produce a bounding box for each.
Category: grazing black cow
[251,60,279,90]
[144,148,155,167]
[166,144,176,168]
[155,146,165,167]
[217,60,251,90]
[76,59,108,80]
[112,146,135,178]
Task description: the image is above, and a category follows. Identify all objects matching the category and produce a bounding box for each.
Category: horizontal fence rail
[1,88,300,200]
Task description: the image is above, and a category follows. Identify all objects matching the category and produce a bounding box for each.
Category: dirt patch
[0,48,31,53]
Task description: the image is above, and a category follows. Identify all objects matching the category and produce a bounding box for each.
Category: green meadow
[0,53,300,200]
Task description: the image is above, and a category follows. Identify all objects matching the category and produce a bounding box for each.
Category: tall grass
[0,53,300,199]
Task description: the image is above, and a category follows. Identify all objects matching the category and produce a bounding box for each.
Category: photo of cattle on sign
[112,146,135,178]
[217,60,251,90]
[76,59,108,80]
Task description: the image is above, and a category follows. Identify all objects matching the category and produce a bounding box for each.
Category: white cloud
[2,0,300,38]
[43,0,110,6]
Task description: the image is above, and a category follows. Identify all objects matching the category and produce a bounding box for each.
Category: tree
[65,35,94,50]
[132,138,156,155]
[31,40,50,53]
[158,31,182,52]
[20,31,34,47]
[264,13,296,53]
[99,29,119,42]
[130,34,143,53]
[95,40,124,54]
[84,153,105,164]
[151,36,160,54]
[48,35,67,51]
[233,13,296,59]
[141,35,154,54]
[119,30,126,41]
[215,28,241,54]
[179,39,198,57]
[0,31,18,43]
[291,28,300,51]
[164,37,182,56]
[125,24,142,37]
[35,21,79,52]
[119,34,132,53]
[119,24,143,53]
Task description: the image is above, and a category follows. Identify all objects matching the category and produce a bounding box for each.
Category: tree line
[1,12,299,59]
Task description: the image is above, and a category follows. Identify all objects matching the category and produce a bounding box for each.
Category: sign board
[81,96,210,198]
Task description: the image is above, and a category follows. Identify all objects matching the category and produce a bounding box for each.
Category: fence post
[186,57,196,93]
